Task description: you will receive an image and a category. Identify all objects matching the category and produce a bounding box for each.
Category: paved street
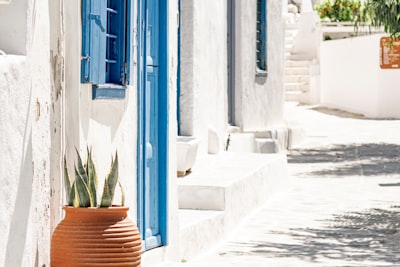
[172,103,400,266]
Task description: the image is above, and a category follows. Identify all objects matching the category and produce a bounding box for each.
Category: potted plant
[51,148,142,267]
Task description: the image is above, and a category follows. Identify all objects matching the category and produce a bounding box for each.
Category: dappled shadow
[221,206,400,265]
[311,106,366,119]
[287,143,400,177]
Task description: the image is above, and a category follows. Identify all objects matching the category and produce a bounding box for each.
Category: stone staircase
[177,152,289,260]
[284,21,311,103]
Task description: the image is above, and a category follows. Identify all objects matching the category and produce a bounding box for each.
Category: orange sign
[380,37,400,69]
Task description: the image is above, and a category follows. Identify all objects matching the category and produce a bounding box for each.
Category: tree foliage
[315,0,363,23]
[364,0,400,37]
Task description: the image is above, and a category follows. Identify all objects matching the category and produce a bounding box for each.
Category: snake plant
[64,148,124,208]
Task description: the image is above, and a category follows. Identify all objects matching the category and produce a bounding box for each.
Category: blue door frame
[137,0,169,250]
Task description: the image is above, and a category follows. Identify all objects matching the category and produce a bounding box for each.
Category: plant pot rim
[63,205,129,212]
[62,205,130,220]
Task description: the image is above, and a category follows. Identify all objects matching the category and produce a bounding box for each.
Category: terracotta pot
[51,206,142,267]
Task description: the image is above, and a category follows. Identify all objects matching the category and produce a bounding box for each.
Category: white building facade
[0,0,286,266]
[180,0,287,154]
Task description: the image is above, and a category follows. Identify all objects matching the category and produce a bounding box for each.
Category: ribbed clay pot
[51,206,142,267]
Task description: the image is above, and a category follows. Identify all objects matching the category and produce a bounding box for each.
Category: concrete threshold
[178,152,289,260]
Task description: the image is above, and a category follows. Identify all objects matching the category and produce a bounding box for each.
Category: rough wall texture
[235,0,286,131]
[180,0,228,154]
[180,0,286,152]
[0,0,28,55]
[0,0,53,266]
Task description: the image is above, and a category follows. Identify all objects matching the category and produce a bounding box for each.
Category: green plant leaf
[63,156,73,206]
[75,166,93,207]
[87,147,98,207]
[118,180,125,206]
[75,148,89,185]
[100,179,112,207]
[71,181,78,208]
[100,152,119,207]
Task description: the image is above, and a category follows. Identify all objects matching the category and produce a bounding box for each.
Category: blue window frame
[256,0,267,74]
[81,0,131,99]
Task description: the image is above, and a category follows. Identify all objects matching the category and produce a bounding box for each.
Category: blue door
[137,0,168,251]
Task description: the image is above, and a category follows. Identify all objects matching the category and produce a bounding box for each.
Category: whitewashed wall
[180,0,286,153]
[0,0,28,55]
[0,0,180,266]
[180,0,228,154]
[235,0,286,131]
[0,0,53,266]
[321,34,400,118]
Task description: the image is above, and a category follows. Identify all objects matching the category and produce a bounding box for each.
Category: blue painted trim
[256,0,268,73]
[81,0,91,83]
[126,0,133,85]
[177,0,181,135]
[106,0,127,84]
[136,0,145,239]
[92,84,126,99]
[158,0,169,246]
[136,0,169,248]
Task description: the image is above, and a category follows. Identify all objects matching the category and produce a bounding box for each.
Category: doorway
[137,0,169,251]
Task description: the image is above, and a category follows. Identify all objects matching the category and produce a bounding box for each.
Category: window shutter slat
[106,0,127,84]
[81,0,107,84]
[81,0,131,89]
[256,0,267,72]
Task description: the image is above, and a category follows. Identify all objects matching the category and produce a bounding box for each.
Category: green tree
[315,0,363,23]
[364,0,400,37]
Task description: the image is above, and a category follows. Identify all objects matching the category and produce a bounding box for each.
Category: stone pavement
[164,103,400,267]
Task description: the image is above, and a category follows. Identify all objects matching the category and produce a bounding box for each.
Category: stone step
[285,30,297,37]
[285,36,295,43]
[255,138,281,153]
[226,132,256,153]
[299,90,313,105]
[285,43,293,50]
[285,23,299,30]
[178,151,288,230]
[285,82,309,92]
[286,54,310,61]
[285,60,311,67]
[179,209,225,260]
[285,75,309,83]
[285,47,293,54]
[285,90,302,102]
[285,67,309,75]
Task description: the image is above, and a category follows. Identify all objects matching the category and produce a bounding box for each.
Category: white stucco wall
[1,0,180,266]
[0,0,28,55]
[180,0,228,154]
[235,0,286,131]
[321,34,400,118]
[0,0,53,265]
[291,11,320,61]
[180,0,286,153]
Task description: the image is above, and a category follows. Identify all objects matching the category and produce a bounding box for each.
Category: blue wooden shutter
[106,0,128,85]
[81,0,107,84]
[256,0,267,72]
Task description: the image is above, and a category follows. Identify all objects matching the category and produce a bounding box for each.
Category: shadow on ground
[311,106,367,119]
[221,206,400,265]
[287,143,400,177]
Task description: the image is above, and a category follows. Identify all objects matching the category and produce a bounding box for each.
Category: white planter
[176,136,200,177]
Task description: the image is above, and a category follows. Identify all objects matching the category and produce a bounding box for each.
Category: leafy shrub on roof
[315,0,363,23]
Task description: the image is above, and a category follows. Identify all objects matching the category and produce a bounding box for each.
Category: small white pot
[176,136,200,177]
